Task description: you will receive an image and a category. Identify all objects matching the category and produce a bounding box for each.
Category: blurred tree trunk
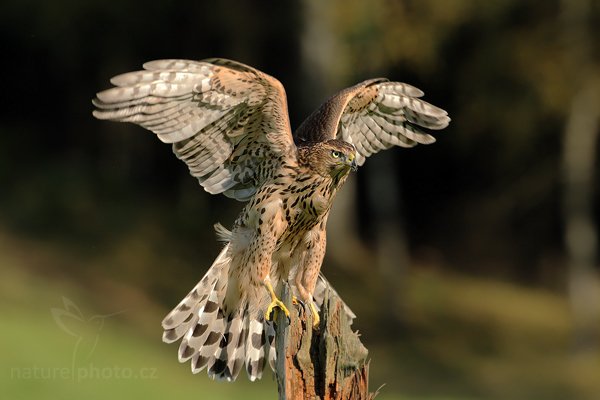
[300,0,367,273]
[300,1,410,323]
[561,0,600,352]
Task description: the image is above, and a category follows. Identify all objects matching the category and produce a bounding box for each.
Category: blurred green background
[1,0,599,399]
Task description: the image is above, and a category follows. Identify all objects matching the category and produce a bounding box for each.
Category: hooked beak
[346,154,358,172]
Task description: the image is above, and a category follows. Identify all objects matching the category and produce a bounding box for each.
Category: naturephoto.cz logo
[10,364,157,381]
[10,297,157,382]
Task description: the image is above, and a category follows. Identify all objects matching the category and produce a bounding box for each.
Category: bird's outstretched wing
[294,79,449,165]
[93,58,295,201]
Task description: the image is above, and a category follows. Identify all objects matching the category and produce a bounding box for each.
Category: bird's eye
[331,150,341,158]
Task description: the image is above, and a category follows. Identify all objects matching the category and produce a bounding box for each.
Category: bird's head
[300,139,357,179]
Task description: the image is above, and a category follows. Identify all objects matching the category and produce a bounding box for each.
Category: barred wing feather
[93,58,295,201]
[294,79,449,165]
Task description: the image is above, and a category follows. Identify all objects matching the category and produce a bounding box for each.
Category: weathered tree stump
[274,284,374,400]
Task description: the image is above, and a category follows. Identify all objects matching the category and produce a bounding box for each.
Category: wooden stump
[274,284,374,400]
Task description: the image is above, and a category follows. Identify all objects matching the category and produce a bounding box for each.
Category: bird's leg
[263,276,290,322]
[294,224,327,329]
[245,203,289,323]
[295,278,320,328]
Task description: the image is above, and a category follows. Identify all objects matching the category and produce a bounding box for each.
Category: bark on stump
[274,284,374,400]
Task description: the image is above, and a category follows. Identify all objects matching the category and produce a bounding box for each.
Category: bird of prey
[93,58,449,382]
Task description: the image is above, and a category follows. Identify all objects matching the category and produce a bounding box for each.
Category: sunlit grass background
[2,229,598,400]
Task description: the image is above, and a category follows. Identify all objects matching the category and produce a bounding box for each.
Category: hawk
[93,58,449,382]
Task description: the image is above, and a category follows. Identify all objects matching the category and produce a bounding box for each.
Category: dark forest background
[2,1,599,399]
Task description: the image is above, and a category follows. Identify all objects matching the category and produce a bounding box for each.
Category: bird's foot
[265,297,290,323]
[264,280,290,323]
[292,296,318,328]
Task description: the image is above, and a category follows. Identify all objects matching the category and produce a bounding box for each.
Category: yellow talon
[291,295,320,328]
[308,302,320,328]
[265,297,290,322]
[264,280,290,322]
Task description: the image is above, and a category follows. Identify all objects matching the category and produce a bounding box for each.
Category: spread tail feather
[162,242,275,381]
[209,307,246,381]
[161,245,229,343]
[162,226,355,382]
